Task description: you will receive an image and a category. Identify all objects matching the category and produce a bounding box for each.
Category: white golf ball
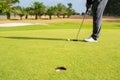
[67,38,70,41]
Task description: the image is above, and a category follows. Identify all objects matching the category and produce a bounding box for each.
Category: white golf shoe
[84,37,97,42]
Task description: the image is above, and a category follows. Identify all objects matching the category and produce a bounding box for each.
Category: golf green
[0,21,120,80]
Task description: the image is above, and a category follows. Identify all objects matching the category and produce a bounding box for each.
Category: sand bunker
[0,23,47,27]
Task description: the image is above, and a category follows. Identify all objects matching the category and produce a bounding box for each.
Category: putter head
[72,39,78,41]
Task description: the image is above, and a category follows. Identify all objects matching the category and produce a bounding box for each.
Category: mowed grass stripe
[0,21,119,31]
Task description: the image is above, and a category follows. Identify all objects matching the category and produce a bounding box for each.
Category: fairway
[0,19,120,80]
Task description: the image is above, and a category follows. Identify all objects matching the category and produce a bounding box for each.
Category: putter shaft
[75,10,88,40]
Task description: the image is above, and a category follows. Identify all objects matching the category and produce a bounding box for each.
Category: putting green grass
[0,20,120,80]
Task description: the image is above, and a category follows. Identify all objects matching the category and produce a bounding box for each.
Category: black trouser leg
[91,0,108,40]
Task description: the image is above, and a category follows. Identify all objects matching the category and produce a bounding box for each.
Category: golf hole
[55,67,67,72]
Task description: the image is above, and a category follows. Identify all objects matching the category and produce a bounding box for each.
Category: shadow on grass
[0,36,85,42]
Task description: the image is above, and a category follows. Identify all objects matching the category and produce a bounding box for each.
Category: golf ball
[67,38,70,41]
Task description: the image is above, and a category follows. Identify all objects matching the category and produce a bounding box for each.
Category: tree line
[0,0,119,20]
[104,0,120,16]
[0,0,79,20]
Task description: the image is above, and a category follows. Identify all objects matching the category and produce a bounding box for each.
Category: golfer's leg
[92,0,108,40]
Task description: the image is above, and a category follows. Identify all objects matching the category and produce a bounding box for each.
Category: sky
[19,0,87,13]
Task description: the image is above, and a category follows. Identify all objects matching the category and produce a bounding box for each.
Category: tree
[24,7,32,19]
[61,5,67,18]
[66,3,74,18]
[26,7,34,17]
[12,6,26,20]
[56,3,67,18]
[0,1,7,14]
[67,3,72,9]
[6,0,19,19]
[38,4,46,19]
[32,1,46,20]
[47,6,56,19]
[0,0,19,19]
[17,6,26,20]
[0,2,2,13]
[11,6,18,17]
[0,1,11,19]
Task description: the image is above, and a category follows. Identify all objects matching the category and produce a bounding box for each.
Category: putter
[73,10,88,41]
[67,10,88,41]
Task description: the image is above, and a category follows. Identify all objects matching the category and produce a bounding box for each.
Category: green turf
[0,21,120,80]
